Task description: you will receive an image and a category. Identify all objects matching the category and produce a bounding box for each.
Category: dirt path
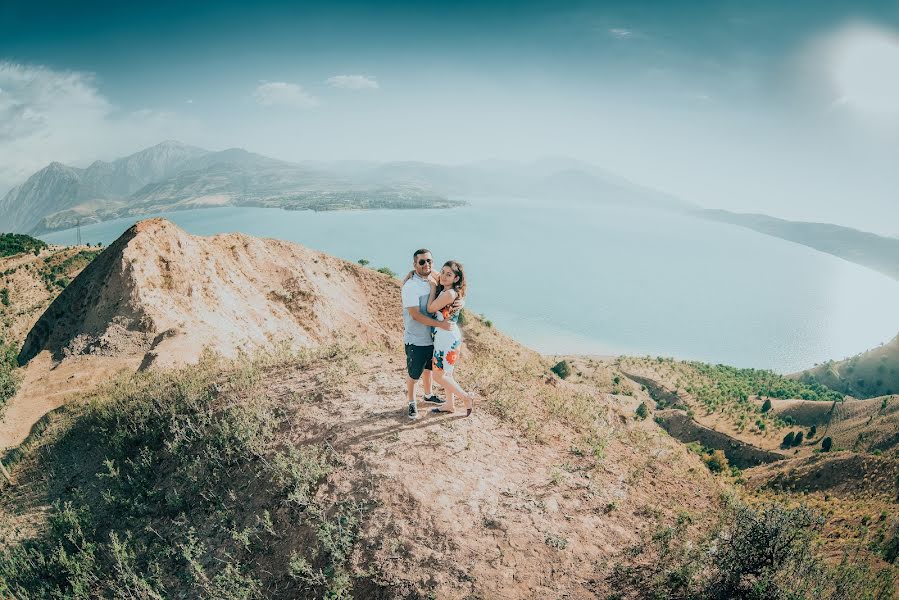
[259,351,718,599]
[0,352,140,453]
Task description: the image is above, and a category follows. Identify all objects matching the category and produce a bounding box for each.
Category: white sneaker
[407,402,419,420]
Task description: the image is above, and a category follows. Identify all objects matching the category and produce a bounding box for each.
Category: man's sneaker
[424,395,446,406]
[408,402,419,420]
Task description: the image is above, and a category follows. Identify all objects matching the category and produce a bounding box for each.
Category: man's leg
[405,344,420,419]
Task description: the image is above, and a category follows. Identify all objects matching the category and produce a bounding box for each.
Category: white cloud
[253,81,318,108]
[326,74,379,90]
[829,24,899,119]
[609,28,633,39]
[0,62,195,193]
[801,23,899,124]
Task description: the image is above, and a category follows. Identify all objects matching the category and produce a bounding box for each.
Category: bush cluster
[0,233,47,257]
[551,360,572,380]
[609,497,896,599]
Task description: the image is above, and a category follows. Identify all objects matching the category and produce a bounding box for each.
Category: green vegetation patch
[0,344,371,599]
[622,356,844,433]
[610,495,896,599]
[0,233,47,257]
[0,335,18,415]
[36,248,102,292]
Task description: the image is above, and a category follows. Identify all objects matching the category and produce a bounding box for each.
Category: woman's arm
[426,279,438,309]
[428,289,457,314]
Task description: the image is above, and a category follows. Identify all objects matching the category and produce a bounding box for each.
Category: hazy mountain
[317,157,692,211]
[0,141,207,233]
[0,162,82,232]
[698,209,899,281]
[78,140,208,198]
[2,144,695,235]
[0,143,461,234]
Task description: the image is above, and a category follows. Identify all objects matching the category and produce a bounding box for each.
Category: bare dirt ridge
[19,217,402,370]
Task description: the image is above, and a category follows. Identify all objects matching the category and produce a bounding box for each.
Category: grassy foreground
[1,344,369,599]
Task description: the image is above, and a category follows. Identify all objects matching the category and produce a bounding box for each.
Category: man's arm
[407,306,450,330]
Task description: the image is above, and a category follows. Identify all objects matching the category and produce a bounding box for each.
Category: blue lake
[42,198,899,373]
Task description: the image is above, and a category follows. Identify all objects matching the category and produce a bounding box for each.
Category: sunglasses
[417,258,433,266]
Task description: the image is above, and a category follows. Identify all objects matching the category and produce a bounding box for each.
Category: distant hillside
[698,209,899,281]
[797,333,899,399]
[330,156,692,211]
[0,142,463,235]
[0,233,47,257]
[1,245,102,345]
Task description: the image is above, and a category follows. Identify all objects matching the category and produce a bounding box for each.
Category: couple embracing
[401,248,476,420]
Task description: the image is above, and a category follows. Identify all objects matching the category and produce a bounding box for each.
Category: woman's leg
[436,373,474,413]
[431,370,456,410]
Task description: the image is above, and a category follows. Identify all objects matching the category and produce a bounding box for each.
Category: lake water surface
[42,198,899,373]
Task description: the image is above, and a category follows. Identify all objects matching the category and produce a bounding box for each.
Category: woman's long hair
[435,260,466,314]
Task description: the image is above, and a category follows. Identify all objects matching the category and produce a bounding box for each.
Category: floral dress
[433,297,463,376]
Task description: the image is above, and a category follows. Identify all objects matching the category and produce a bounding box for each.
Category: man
[402,248,451,419]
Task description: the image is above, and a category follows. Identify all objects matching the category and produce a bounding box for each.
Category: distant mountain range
[0,143,696,235]
[1,142,896,284]
[0,142,463,234]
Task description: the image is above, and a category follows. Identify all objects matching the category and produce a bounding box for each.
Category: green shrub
[882,525,899,564]
[0,287,9,306]
[792,431,804,446]
[704,449,728,473]
[808,425,817,438]
[0,335,18,413]
[782,431,795,447]
[551,360,571,380]
[376,266,396,278]
[356,258,370,266]
[821,436,833,452]
[761,398,772,412]
[635,402,649,420]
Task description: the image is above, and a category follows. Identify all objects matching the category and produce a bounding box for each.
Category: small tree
[635,402,649,420]
[808,425,817,438]
[704,449,728,473]
[376,266,396,278]
[761,398,772,413]
[551,360,571,380]
[792,431,804,446]
[782,431,795,447]
[821,437,833,452]
[357,258,370,266]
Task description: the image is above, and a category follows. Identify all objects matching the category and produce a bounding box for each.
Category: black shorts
[405,343,434,380]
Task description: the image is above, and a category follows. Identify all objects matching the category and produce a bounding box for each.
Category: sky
[1,0,898,234]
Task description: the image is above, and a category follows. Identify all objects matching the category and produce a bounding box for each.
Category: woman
[427,260,475,416]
